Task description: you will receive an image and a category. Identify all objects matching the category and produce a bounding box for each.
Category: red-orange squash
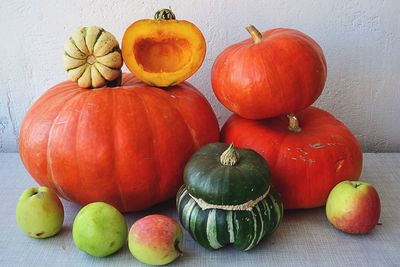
[19,73,219,212]
[122,9,206,87]
[221,107,362,209]
[212,25,327,120]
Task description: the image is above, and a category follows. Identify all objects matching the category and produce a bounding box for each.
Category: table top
[1,153,399,267]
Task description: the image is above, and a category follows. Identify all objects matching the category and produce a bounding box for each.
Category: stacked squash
[212,25,362,209]
[19,10,219,212]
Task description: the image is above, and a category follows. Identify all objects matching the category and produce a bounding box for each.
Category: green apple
[16,186,64,238]
[72,202,127,257]
[128,214,183,266]
[326,180,381,234]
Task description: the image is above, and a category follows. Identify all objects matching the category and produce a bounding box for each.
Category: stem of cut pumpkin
[220,144,240,166]
[154,8,176,20]
[246,25,263,44]
[287,114,302,133]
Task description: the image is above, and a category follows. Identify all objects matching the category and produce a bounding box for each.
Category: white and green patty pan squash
[63,26,123,88]
[176,143,283,251]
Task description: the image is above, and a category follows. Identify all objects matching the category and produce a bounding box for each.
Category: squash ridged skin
[18,74,220,212]
[211,27,327,120]
[176,186,283,251]
[63,26,123,88]
[221,106,363,209]
[184,143,271,206]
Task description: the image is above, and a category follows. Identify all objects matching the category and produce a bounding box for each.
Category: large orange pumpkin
[212,25,327,120]
[19,73,219,212]
[221,107,362,209]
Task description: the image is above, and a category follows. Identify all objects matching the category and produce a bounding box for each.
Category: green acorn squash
[176,143,283,251]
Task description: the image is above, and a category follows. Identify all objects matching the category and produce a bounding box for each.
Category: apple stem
[174,240,183,256]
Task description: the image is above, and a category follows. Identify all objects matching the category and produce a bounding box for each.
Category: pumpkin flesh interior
[122,20,206,87]
[134,37,192,73]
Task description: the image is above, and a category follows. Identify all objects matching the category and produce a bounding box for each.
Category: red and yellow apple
[16,186,64,238]
[326,180,381,234]
[128,214,183,265]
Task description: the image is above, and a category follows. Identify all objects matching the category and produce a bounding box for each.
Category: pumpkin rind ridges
[77,65,92,88]
[63,54,86,70]
[211,27,327,119]
[71,27,89,55]
[66,64,87,82]
[221,106,363,209]
[93,31,119,57]
[90,64,106,88]
[94,63,121,81]
[65,38,86,59]
[19,74,220,212]
[96,51,123,69]
[85,26,103,54]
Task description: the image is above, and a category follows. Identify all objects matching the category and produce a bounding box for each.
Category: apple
[128,214,183,266]
[16,186,64,238]
[72,202,128,257]
[326,180,381,234]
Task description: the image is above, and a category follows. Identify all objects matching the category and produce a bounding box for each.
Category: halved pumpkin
[122,9,206,87]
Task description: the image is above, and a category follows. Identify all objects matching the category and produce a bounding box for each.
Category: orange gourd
[222,107,362,209]
[19,74,219,212]
[212,26,327,119]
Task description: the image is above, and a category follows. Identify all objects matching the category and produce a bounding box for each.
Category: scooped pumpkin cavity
[122,8,206,87]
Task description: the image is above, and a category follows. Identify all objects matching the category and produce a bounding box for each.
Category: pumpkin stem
[154,8,176,20]
[287,114,302,132]
[220,144,240,166]
[245,25,263,44]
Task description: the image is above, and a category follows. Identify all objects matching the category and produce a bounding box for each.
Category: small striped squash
[176,186,283,251]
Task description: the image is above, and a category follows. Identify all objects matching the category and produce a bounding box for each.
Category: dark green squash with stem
[176,143,283,251]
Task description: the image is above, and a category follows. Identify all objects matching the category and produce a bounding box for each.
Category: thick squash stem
[220,144,240,166]
[287,114,302,133]
[245,25,263,44]
[154,8,176,20]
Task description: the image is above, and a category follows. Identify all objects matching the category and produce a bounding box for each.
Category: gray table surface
[1,153,399,266]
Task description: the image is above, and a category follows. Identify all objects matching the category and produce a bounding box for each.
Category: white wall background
[1,0,399,152]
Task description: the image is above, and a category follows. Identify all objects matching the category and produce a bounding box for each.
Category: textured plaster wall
[1,0,399,152]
